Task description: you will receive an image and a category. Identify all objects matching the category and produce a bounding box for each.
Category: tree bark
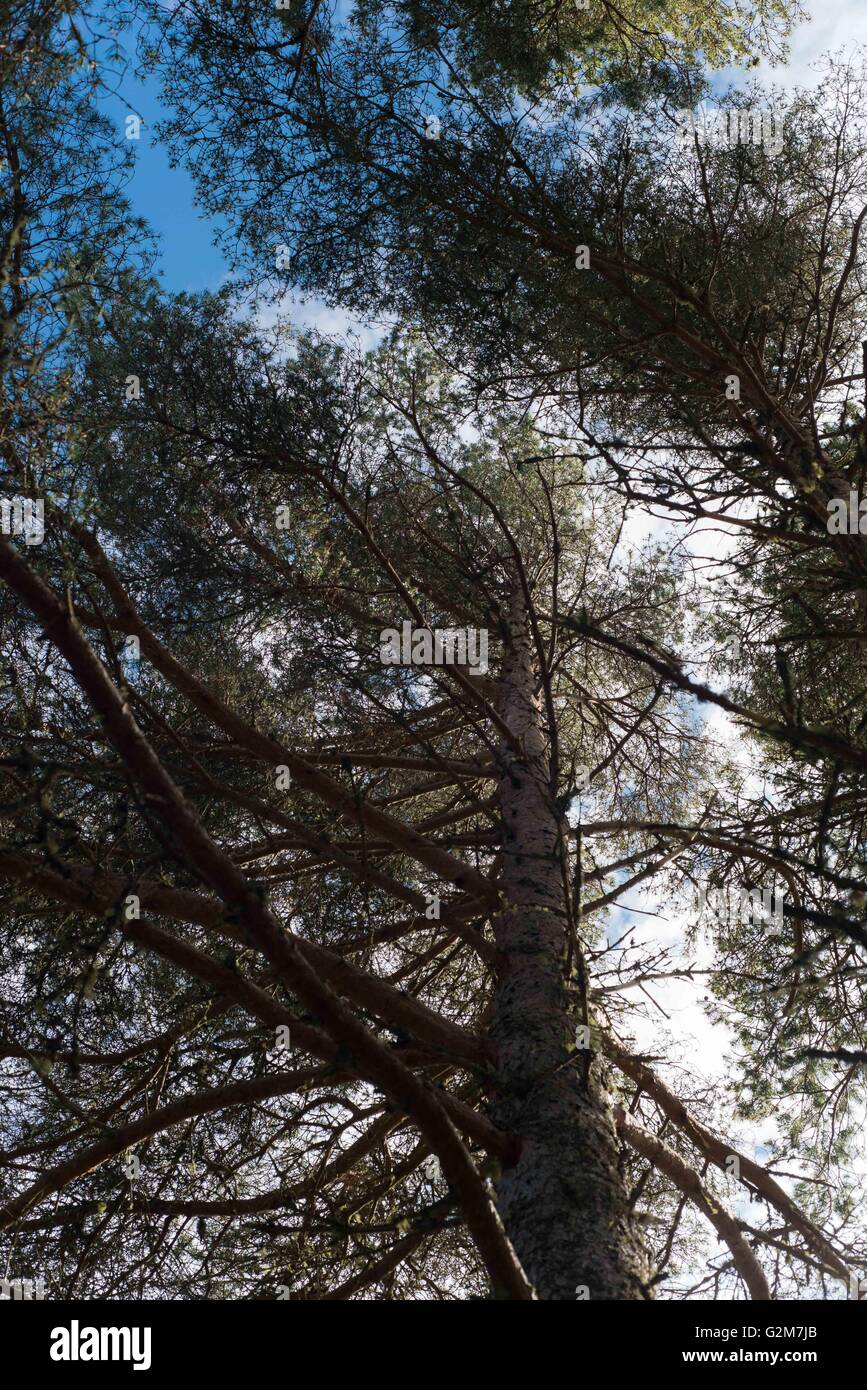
[490,583,650,1299]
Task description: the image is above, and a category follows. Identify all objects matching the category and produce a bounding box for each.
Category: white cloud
[719,3,867,90]
[255,290,388,352]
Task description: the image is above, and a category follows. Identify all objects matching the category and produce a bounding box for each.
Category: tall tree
[146,3,867,1112]
[1,291,859,1298]
[2,0,865,1302]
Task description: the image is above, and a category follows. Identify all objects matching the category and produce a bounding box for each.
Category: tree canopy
[1,0,865,1303]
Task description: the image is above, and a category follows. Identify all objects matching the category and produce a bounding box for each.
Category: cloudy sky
[754,0,867,85]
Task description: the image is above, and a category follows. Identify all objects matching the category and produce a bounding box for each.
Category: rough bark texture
[490,584,650,1299]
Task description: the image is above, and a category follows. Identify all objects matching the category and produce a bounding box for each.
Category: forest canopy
[0,0,866,1304]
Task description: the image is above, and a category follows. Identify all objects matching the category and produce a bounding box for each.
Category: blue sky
[96,24,226,295]
[97,16,387,344]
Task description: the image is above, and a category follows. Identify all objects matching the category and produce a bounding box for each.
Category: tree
[2,0,865,1303]
[273,0,797,99]
[1,290,860,1298]
[147,1,867,1129]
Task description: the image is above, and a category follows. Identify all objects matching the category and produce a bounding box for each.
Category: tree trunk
[489,584,650,1299]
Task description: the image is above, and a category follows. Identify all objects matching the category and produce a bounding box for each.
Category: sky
[95,13,379,340]
[96,25,226,295]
